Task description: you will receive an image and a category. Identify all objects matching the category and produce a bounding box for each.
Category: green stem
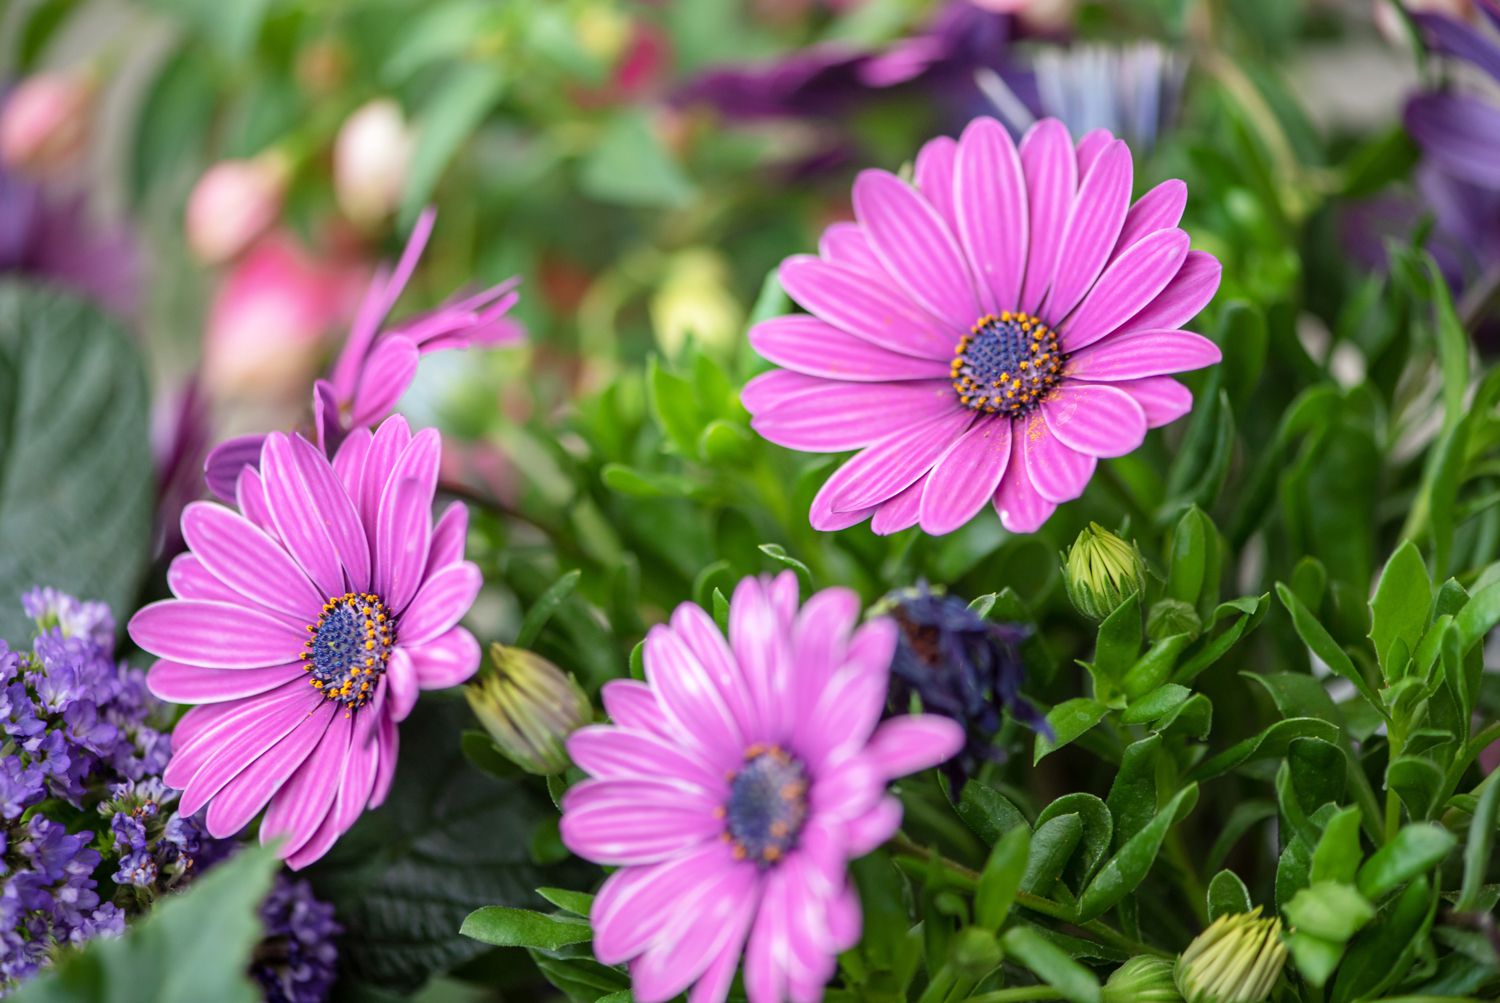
[1164,827,1209,926]
[1384,727,1405,843]
[966,989,1066,1003]
[889,835,1171,959]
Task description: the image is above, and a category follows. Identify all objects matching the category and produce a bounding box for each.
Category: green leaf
[1369,541,1431,680]
[1241,671,1341,725]
[1120,683,1192,725]
[1206,869,1253,919]
[1106,735,1162,848]
[536,887,595,917]
[1167,506,1220,614]
[957,781,1028,845]
[1091,593,1142,687]
[1284,881,1375,942]
[1275,583,1386,715]
[1453,580,1500,656]
[757,543,812,589]
[1457,773,1500,910]
[515,570,582,648]
[399,63,507,227]
[1120,637,1193,700]
[460,730,518,778]
[460,907,592,950]
[0,283,153,642]
[1020,813,1083,896]
[1076,785,1198,921]
[1310,806,1364,885]
[1285,929,1347,989]
[305,700,580,992]
[1035,794,1113,892]
[1033,699,1110,765]
[647,355,703,455]
[1387,755,1445,820]
[1187,717,1342,782]
[580,111,695,208]
[1330,876,1437,1002]
[13,844,279,1003]
[999,927,1101,1003]
[975,825,1030,930]
[745,268,791,329]
[1356,824,1456,899]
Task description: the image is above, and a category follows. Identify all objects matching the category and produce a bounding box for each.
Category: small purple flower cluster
[251,877,342,1003]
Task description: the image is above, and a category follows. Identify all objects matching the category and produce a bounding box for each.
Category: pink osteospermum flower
[203,208,523,501]
[743,116,1223,536]
[129,414,483,868]
[560,573,964,1003]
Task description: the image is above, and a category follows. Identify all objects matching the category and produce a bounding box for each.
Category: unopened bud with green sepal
[1175,909,1287,1003]
[465,644,592,776]
[1105,956,1183,1002]
[1063,523,1146,622]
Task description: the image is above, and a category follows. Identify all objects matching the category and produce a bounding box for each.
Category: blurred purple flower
[252,877,342,1003]
[0,167,139,317]
[151,377,212,559]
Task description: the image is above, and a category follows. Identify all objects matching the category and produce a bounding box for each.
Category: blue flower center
[722,745,808,867]
[302,593,395,710]
[951,311,1066,416]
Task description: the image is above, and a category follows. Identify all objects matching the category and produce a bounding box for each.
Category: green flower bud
[1063,523,1146,622]
[1105,956,1183,1003]
[950,927,1002,979]
[465,644,591,776]
[1175,910,1287,1003]
[1147,598,1203,643]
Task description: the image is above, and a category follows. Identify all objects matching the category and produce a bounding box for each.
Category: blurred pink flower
[334,99,414,229]
[202,232,365,402]
[0,71,93,174]
[186,152,291,265]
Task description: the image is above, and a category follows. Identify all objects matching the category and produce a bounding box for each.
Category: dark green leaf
[1021,813,1083,896]
[1331,876,1437,1002]
[1106,735,1162,848]
[1119,684,1192,725]
[1120,636,1193,700]
[1387,755,1445,820]
[998,927,1101,1003]
[1206,869,1253,919]
[460,907,591,950]
[1188,718,1342,782]
[1275,583,1385,714]
[0,284,153,642]
[975,825,1030,930]
[957,781,1028,845]
[1076,785,1197,921]
[460,730,519,778]
[536,887,595,917]
[1356,824,1456,899]
[1310,806,1363,885]
[1035,794,1113,892]
[1091,593,1142,687]
[1033,699,1109,765]
[1369,540,1431,680]
[757,543,812,589]
[1241,671,1341,725]
[1457,773,1500,911]
[1283,881,1375,942]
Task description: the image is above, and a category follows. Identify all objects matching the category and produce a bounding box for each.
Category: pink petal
[914,134,960,234]
[779,255,954,359]
[631,860,759,1003]
[846,796,904,857]
[729,576,795,744]
[327,708,381,836]
[1019,118,1079,314]
[852,169,982,330]
[669,602,762,746]
[1041,383,1147,458]
[386,647,419,722]
[350,335,420,427]
[1074,127,1114,177]
[1020,415,1098,503]
[236,467,277,540]
[590,841,737,965]
[1044,140,1133,322]
[359,414,414,527]
[644,621,747,769]
[130,599,305,668]
[368,712,398,808]
[163,684,308,786]
[869,477,924,536]
[817,222,881,273]
[809,752,884,825]
[749,316,951,382]
[426,502,469,576]
[149,661,303,704]
[864,715,965,779]
[1114,250,1222,337]
[568,726,725,796]
[260,709,353,857]
[954,117,1028,313]
[176,688,324,814]
[817,408,975,513]
[1114,179,1187,256]
[375,429,440,611]
[167,553,242,604]
[1108,376,1193,428]
[398,561,479,646]
[290,435,372,592]
[600,679,672,737]
[204,702,337,839]
[180,502,322,619]
[808,483,878,532]
[1061,228,1190,351]
[750,378,958,452]
[992,438,1057,533]
[1067,330,1222,381]
[204,435,266,504]
[789,588,860,714]
[261,433,344,598]
[917,416,1013,536]
[560,779,721,865]
[333,427,372,501]
[406,626,480,689]
[798,656,888,771]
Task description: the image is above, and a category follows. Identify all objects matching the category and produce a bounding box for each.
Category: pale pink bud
[0,71,93,173]
[333,99,414,228]
[185,152,291,265]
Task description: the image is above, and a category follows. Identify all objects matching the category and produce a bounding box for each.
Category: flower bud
[650,248,744,356]
[1175,910,1287,1003]
[951,927,1002,979]
[186,151,291,265]
[1063,523,1146,622]
[0,70,94,173]
[466,645,591,776]
[1147,598,1202,643]
[333,99,414,229]
[1105,956,1183,1003]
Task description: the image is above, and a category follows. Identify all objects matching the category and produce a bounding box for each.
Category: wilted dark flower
[881,585,1048,790]
[251,876,341,1003]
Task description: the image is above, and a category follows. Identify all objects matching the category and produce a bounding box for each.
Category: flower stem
[966,989,1066,1003]
[889,835,1171,959]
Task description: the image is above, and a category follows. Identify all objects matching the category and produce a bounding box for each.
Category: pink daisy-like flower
[743,116,1223,535]
[129,414,483,868]
[203,208,523,501]
[560,572,964,1003]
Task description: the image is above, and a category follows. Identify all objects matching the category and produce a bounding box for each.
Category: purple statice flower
[883,585,1048,791]
[1,816,123,984]
[203,209,523,500]
[251,876,341,1003]
[0,757,43,821]
[131,414,483,869]
[22,587,112,648]
[743,116,1222,535]
[0,166,139,319]
[560,573,963,1003]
